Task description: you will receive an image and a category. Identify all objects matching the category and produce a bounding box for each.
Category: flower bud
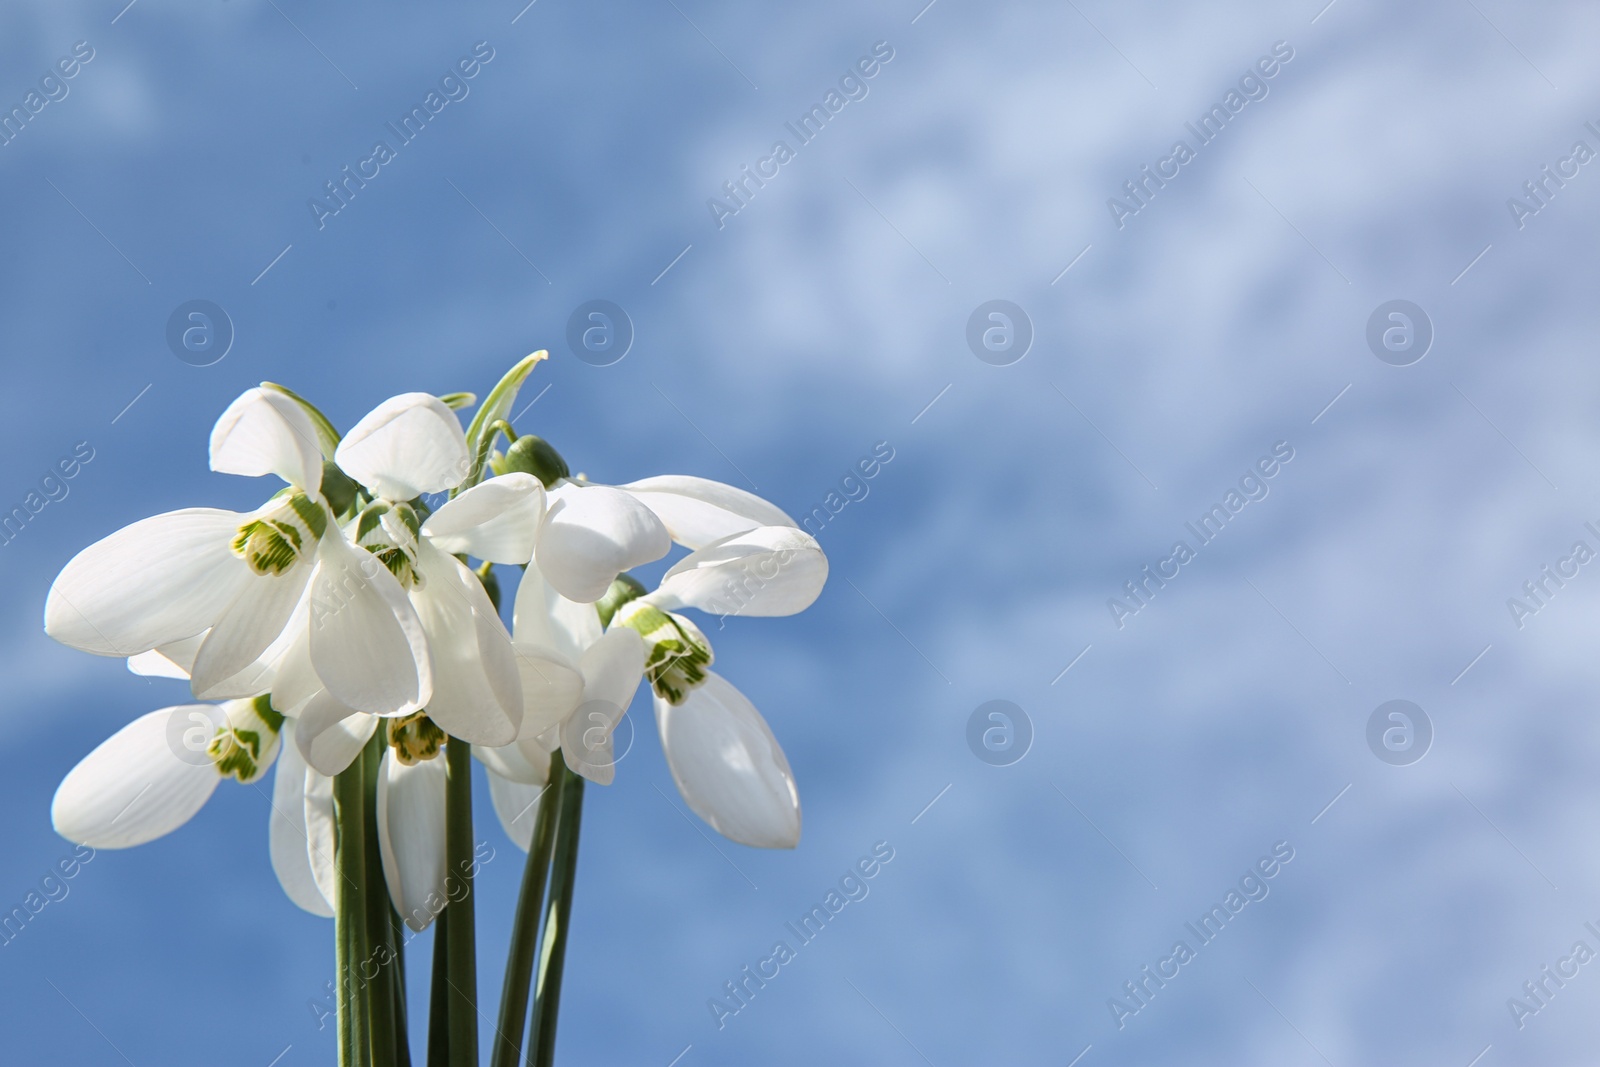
[501,434,569,488]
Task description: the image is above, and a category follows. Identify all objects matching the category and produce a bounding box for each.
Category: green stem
[529,752,585,1067]
[392,906,413,1067]
[363,737,399,1067]
[445,739,479,1066]
[428,916,451,1067]
[334,745,371,1067]
[489,765,564,1067]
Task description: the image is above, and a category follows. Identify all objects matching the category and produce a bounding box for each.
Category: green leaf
[460,352,547,492]
[261,382,342,457]
[438,392,477,411]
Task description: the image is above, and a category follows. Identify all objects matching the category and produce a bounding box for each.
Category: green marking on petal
[618,602,714,705]
[209,699,283,784]
[232,492,326,576]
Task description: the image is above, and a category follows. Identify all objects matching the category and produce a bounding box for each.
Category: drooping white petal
[655,673,800,849]
[619,475,797,550]
[51,707,226,848]
[304,765,338,910]
[376,751,449,933]
[45,509,255,657]
[266,608,319,713]
[649,526,828,619]
[512,559,600,664]
[513,652,585,746]
[335,393,469,501]
[475,736,552,787]
[294,691,379,776]
[422,474,544,564]
[128,646,195,681]
[190,563,313,699]
[308,534,433,716]
[269,721,334,917]
[487,770,548,851]
[210,387,325,492]
[536,483,669,603]
[408,544,520,746]
[560,628,645,785]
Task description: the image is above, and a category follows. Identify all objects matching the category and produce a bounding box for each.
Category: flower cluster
[45,360,826,931]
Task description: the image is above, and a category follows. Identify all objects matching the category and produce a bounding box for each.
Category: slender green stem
[362,737,398,1067]
[334,745,371,1067]
[428,916,451,1067]
[489,766,564,1067]
[530,752,585,1067]
[445,739,479,1066]
[392,905,413,1067]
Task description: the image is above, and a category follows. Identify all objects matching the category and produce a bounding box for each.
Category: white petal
[190,564,313,699]
[294,691,379,776]
[308,534,433,716]
[619,475,796,550]
[656,673,800,848]
[267,609,320,713]
[210,387,325,491]
[335,393,469,501]
[512,559,599,663]
[376,751,449,932]
[535,483,669,603]
[487,770,548,851]
[514,651,585,746]
[560,628,645,785]
[45,509,254,657]
[269,721,334,917]
[51,707,225,848]
[304,765,338,910]
[422,474,545,564]
[127,650,186,679]
[475,736,552,786]
[650,526,828,619]
[409,545,520,746]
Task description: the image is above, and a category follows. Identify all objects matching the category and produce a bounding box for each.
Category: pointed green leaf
[460,351,547,493]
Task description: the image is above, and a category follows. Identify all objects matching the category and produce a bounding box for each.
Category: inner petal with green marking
[387,712,446,764]
[617,601,715,705]
[352,500,425,590]
[209,695,285,784]
[231,492,328,576]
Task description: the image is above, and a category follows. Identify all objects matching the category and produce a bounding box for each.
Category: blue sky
[3,1,1600,1064]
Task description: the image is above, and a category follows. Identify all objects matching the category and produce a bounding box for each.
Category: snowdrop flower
[503,523,827,849]
[617,525,826,849]
[45,388,432,718]
[51,695,338,920]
